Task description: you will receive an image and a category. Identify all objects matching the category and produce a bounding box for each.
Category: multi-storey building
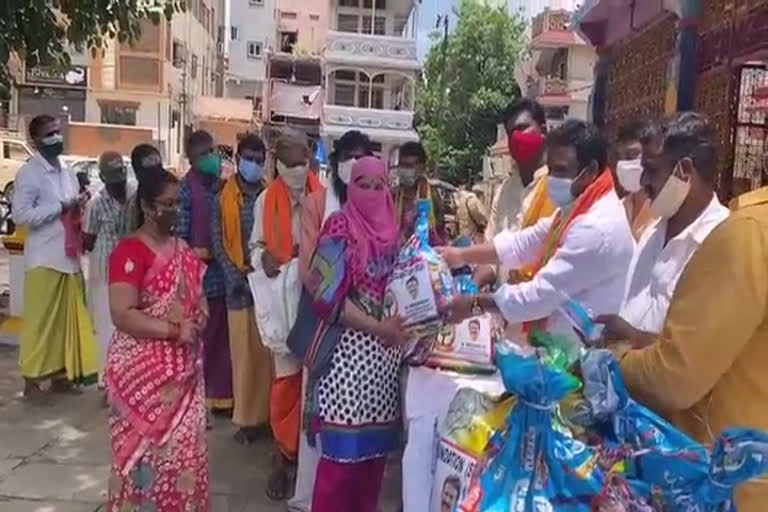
[321,0,420,162]
[512,0,596,129]
[86,1,224,168]
[227,0,277,100]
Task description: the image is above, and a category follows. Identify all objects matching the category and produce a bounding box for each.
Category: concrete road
[0,344,402,511]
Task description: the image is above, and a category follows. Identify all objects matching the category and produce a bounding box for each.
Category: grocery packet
[385,199,454,362]
[425,272,497,374]
[580,350,768,511]
[460,345,603,512]
[430,388,515,512]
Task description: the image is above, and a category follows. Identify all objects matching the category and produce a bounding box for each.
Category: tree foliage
[416,0,526,185]
[0,0,184,94]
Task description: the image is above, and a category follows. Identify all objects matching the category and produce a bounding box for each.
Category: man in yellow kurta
[614,184,768,511]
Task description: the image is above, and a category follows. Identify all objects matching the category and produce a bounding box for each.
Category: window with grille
[280,31,298,53]
[362,16,386,35]
[231,26,239,40]
[334,71,386,109]
[247,41,263,59]
[281,11,298,19]
[337,14,359,32]
[100,102,138,126]
[172,40,185,68]
[249,0,264,5]
[191,54,198,79]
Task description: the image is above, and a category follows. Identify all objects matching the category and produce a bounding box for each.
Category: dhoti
[19,267,98,384]
[87,274,115,370]
[228,307,272,427]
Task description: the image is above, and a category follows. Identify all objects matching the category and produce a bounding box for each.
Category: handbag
[286,287,342,380]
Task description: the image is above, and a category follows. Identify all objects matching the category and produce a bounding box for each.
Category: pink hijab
[342,156,399,279]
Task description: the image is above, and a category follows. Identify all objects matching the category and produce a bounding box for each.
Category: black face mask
[40,142,64,159]
[106,182,127,201]
[153,206,178,235]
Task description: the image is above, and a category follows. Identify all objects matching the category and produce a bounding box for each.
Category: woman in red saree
[106,165,210,511]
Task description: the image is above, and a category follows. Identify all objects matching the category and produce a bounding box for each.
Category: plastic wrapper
[386,199,454,362]
[431,388,515,512]
[461,346,601,512]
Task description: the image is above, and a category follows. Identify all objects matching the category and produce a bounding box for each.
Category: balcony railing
[539,76,568,96]
[323,104,413,131]
[325,31,419,69]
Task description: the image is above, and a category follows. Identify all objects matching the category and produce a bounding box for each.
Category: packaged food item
[461,346,600,512]
[456,344,768,512]
[558,293,604,345]
[431,388,515,512]
[386,199,454,356]
[426,315,496,374]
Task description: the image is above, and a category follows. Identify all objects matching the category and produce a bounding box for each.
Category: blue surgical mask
[238,158,263,184]
[547,176,575,207]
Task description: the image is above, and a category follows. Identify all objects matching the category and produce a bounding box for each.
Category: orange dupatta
[524,169,615,333]
[263,172,322,265]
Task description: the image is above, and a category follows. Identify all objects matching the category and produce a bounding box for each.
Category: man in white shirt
[442,120,634,345]
[598,112,729,345]
[12,115,97,401]
[248,130,320,502]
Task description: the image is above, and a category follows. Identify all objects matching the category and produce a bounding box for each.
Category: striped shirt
[83,186,135,280]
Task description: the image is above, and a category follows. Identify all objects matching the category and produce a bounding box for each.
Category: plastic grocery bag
[431,389,516,512]
[461,346,603,512]
[580,350,768,511]
[248,259,300,355]
[386,199,454,361]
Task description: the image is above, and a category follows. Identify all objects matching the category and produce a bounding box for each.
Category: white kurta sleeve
[491,219,613,324]
[248,193,267,274]
[492,214,554,270]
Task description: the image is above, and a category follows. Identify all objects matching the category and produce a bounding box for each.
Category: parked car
[0,133,34,200]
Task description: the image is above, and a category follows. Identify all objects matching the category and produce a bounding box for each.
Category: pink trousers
[311,456,387,512]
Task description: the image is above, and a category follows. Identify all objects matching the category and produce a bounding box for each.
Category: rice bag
[425,274,497,374]
[431,389,515,512]
[386,199,454,356]
[461,346,602,512]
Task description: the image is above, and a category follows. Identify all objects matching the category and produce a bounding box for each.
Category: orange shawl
[525,169,615,333]
[263,172,322,264]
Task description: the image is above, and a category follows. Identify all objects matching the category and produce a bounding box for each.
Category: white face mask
[616,158,643,193]
[337,158,357,185]
[649,163,691,219]
[277,160,309,190]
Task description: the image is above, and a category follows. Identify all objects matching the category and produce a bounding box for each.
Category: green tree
[0,1,184,93]
[416,0,525,185]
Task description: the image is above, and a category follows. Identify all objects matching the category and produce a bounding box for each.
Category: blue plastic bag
[580,350,768,511]
[461,346,602,512]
